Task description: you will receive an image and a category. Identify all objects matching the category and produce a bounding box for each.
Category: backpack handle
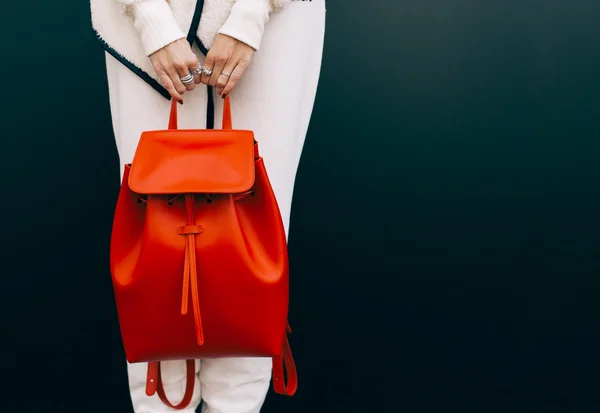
[168,96,232,131]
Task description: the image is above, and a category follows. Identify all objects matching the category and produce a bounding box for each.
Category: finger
[208,55,227,87]
[182,56,201,89]
[221,60,248,97]
[156,67,182,101]
[190,61,202,85]
[165,64,188,96]
[201,54,215,85]
[215,60,237,96]
[173,58,197,92]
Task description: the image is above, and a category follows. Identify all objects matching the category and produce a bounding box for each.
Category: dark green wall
[2,1,600,412]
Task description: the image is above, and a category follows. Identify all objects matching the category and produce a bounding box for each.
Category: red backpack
[109,98,297,409]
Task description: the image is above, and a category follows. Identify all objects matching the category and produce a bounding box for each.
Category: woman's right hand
[149,38,201,102]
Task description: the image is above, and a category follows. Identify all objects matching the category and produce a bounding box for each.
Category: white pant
[104,1,325,412]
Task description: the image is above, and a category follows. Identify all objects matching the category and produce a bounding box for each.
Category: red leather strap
[222,97,232,130]
[169,99,178,130]
[272,323,298,396]
[146,362,159,396]
[146,360,196,410]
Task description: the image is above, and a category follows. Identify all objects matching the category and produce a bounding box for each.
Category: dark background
[2,1,600,412]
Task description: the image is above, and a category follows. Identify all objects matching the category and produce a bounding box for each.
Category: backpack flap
[128,129,256,195]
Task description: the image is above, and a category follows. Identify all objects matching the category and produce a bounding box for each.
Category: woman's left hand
[201,34,256,98]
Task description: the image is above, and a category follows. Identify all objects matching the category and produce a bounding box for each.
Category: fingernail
[221,94,227,99]
[178,99,184,105]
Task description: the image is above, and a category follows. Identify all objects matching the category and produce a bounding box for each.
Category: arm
[118,0,200,101]
[218,0,292,51]
[119,0,186,56]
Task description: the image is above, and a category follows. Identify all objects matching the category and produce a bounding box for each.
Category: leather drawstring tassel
[178,194,204,346]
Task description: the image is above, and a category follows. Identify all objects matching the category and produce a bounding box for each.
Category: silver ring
[202,66,213,76]
[191,64,204,76]
[180,73,194,85]
[220,72,231,77]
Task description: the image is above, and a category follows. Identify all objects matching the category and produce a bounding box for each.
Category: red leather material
[110,97,297,409]
[128,130,256,195]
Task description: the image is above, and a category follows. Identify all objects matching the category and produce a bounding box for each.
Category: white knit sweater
[91,0,290,85]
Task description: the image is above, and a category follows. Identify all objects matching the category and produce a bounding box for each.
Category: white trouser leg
[199,358,272,413]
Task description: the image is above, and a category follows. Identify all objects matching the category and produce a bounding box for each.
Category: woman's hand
[149,38,201,102]
[201,34,256,98]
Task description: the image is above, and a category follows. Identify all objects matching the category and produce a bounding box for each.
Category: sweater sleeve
[119,0,186,56]
[217,0,292,51]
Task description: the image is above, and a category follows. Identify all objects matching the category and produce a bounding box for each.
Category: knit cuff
[129,0,186,56]
[217,0,270,51]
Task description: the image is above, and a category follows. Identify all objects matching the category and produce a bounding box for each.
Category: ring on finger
[220,72,231,77]
[191,64,204,76]
[180,72,195,85]
[202,66,213,76]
